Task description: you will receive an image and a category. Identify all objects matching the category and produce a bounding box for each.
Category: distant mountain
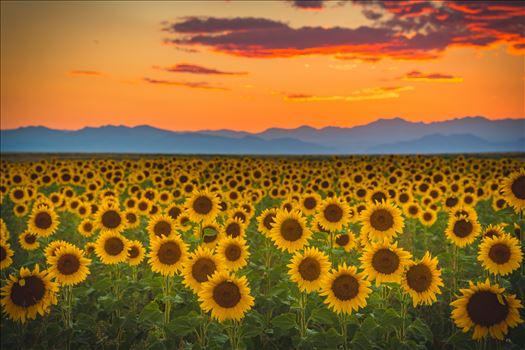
[0,125,334,154]
[367,134,525,154]
[1,117,523,154]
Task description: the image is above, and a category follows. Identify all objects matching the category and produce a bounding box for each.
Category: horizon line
[1,115,524,134]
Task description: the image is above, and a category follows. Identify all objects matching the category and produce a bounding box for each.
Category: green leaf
[309,307,337,326]
[406,318,433,343]
[271,312,297,330]
[139,301,163,324]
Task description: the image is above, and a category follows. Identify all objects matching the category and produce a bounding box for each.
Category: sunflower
[94,202,126,234]
[360,240,412,286]
[222,217,246,239]
[19,231,40,251]
[127,240,145,266]
[95,232,130,265]
[195,223,223,249]
[482,224,506,239]
[478,233,523,276]
[13,203,29,217]
[78,219,95,237]
[334,232,356,252]
[147,214,176,239]
[1,240,14,269]
[401,252,444,307]
[501,168,525,212]
[183,246,224,293]
[451,279,523,340]
[216,236,250,271]
[0,219,9,241]
[257,208,278,237]
[445,215,481,247]
[360,201,404,242]
[320,263,371,315]
[28,205,59,237]
[287,247,330,293]
[84,242,97,256]
[419,210,437,227]
[148,234,188,276]
[316,197,351,232]
[300,193,322,215]
[123,209,140,229]
[0,264,59,323]
[198,271,254,322]
[186,189,220,223]
[47,245,91,286]
[44,240,75,263]
[269,210,312,253]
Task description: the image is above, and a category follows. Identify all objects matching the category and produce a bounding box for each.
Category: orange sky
[1,1,524,132]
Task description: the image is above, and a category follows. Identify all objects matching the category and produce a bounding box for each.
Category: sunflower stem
[329,231,334,264]
[298,291,308,339]
[163,275,172,327]
[338,313,349,350]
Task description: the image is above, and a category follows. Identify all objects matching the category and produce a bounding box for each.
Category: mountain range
[1,116,524,154]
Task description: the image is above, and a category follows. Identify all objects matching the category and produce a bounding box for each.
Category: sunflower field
[0,155,524,350]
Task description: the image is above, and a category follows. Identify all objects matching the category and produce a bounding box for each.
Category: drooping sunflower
[186,189,220,223]
[95,232,130,265]
[147,214,176,239]
[316,197,351,232]
[19,231,40,251]
[0,264,59,323]
[269,210,312,253]
[360,240,412,286]
[28,205,59,237]
[183,246,224,293]
[94,202,126,234]
[478,233,523,276]
[320,263,372,315]
[1,240,14,269]
[127,240,145,266]
[501,168,525,212]
[148,234,188,276]
[445,215,481,247]
[84,242,97,256]
[47,245,91,286]
[451,279,523,340]
[257,208,278,237]
[360,201,404,242]
[401,252,444,307]
[216,236,250,271]
[198,271,254,322]
[0,219,10,241]
[287,247,331,293]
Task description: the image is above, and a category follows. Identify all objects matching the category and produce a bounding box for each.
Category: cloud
[289,0,324,10]
[155,63,247,75]
[283,86,414,102]
[69,70,104,77]
[163,2,524,60]
[402,70,463,83]
[143,78,228,91]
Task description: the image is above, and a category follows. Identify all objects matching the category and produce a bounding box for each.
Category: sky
[1,0,524,132]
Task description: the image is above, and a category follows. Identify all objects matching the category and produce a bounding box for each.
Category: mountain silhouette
[1,117,523,154]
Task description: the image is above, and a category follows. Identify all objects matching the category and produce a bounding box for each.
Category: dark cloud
[289,0,325,10]
[163,1,524,61]
[69,70,104,77]
[165,16,287,34]
[143,78,228,90]
[156,63,247,75]
[403,70,463,82]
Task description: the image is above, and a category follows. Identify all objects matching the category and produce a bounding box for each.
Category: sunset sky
[1,0,524,132]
